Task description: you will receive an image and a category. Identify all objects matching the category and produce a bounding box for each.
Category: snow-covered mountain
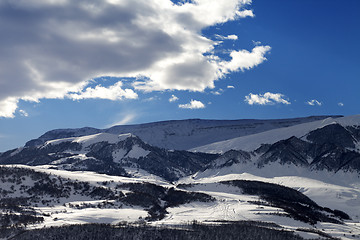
[191,115,360,183]
[191,115,360,153]
[24,115,340,150]
[4,115,360,181]
[0,132,217,181]
[1,115,360,240]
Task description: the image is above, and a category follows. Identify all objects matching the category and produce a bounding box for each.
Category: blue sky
[0,0,359,151]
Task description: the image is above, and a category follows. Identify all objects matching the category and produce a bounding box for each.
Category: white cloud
[19,109,29,117]
[252,40,262,46]
[237,9,255,18]
[227,85,235,89]
[142,96,159,102]
[245,92,291,105]
[67,82,138,101]
[169,95,179,102]
[220,46,271,74]
[0,98,19,118]
[179,99,205,109]
[338,102,344,107]
[215,34,238,40]
[211,88,224,95]
[306,99,322,106]
[0,0,269,117]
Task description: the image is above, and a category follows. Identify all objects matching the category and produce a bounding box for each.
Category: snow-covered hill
[25,116,340,150]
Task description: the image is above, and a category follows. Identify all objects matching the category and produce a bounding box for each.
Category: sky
[0,0,359,151]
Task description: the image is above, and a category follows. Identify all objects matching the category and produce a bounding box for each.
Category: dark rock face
[306,124,356,148]
[0,135,218,182]
[0,142,82,165]
[254,124,360,173]
[130,148,218,181]
[258,137,312,167]
[346,126,360,142]
[209,150,251,168]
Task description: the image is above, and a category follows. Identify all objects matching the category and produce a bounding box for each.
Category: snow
[2,164,360,239]
[9,147,24,156]
[191,115,360,153]
[179,163,360,221]
[335,114,360,127]
[36,206,147,228]
[10,164,171,186]
[112,149,127,163]
[45,133,133,148]
[126,145,150,159]
[32,116,337,151]
[75,133,132,148]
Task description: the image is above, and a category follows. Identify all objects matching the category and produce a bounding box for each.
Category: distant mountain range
[2,115,359,181]
[24,115,342,150]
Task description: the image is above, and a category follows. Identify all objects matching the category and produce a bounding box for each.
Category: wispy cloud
[306,99,322,106]
[211,89,224,95]
[106,113,137,128]
[169,95,179,102]
[179,100,205,109]
[215,34,238,40]
[227,85,235,89]
[338,102,344,107]
[142,96,160,102]
[245,92,290,105]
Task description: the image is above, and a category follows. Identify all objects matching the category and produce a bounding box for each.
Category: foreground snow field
[0,165,358,240]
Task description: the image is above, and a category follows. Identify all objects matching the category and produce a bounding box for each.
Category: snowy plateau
[0,115,360,239]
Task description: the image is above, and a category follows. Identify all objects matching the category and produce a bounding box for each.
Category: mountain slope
[24,116,340,150]
[0,133,218,181]
[196,119,360,177]
[192,115,360,153]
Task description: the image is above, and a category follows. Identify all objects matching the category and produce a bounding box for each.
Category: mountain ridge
[24,115,342,151]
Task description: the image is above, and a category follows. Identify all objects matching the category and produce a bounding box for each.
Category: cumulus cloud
[245,92,291,105]
[169,95,179,102]
[179,100,205,109]
[67,82,138,101]
[0,98,19,118]
[306,99,322,106]
[0,0,270,117]
[220,46,271,74]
